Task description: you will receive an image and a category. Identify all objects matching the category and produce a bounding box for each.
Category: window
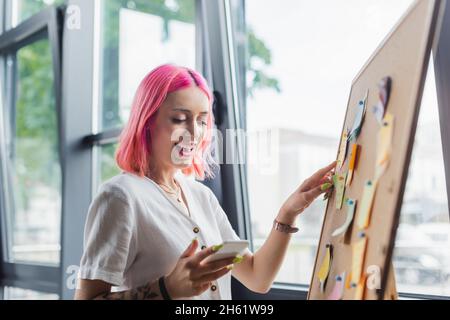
[229,0,448,293]
[393,59,450,296]
[98,0,197,131]
[94,0,198,190]
[99,143,120,184]
[3,38,61,265]
[11,0,64,27]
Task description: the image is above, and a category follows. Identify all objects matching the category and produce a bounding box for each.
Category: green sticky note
[333,172,347,210]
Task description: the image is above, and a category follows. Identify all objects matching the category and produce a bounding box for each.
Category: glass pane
[3,287,59,300]
[100,0,196,130]
[235,0,415,285]
[6,39,61,265]
[12,0,64,27]
[98,143,121,187]
[393,59,450,296]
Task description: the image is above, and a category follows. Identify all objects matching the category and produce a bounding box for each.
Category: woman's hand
[164,239,237,299]
[279,161,336,223]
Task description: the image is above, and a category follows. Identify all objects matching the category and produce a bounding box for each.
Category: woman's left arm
[232,161,336,294]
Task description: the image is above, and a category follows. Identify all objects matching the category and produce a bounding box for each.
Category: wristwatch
[273,219,299,234]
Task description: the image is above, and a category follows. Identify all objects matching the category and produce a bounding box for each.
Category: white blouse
[78,171,250,300]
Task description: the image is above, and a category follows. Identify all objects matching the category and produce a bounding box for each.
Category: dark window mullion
[82,127,122,147]
[1,263,60,294]
[59,0,96,300]
[434,2,450,221]
[3,52,15,264]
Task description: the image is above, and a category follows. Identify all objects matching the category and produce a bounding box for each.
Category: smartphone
[203,240,249,263]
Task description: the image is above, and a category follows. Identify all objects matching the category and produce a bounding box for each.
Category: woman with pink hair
[74,64,335,300]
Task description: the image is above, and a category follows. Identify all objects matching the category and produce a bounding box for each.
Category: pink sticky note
[327,272,346,300]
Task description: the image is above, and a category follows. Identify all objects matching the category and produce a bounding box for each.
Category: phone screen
[203,240,249,263]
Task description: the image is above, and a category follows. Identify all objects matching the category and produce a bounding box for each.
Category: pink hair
[115,64,216,180]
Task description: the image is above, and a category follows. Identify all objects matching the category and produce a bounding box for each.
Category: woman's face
[149,86,210,171]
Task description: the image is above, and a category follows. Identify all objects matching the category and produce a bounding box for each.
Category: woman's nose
[187,120,202,143]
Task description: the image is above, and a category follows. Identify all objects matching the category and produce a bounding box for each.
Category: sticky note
[366,265,381,290]
[373,105,384,125]
[318,244,333,293]
[354,274,367,300]
[337,131,349,169]
[332,199,356,237]
[327,272,346,300]
[345,270,352,289]
[372,77,392,125]
[350,232,368,288]
[356,180,377,229]
[333,172,347,210]
[348,90,368,141]
[346,144,360,187]
[375,113,394,180]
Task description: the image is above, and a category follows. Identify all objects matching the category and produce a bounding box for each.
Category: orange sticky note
[346,144,359,186]
[354,274,368,300]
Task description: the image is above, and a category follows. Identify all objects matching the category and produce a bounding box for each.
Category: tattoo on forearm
[95,280,161,300]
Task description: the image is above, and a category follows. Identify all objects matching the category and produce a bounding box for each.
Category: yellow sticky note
[337,131,349,169]
[318,244,333,293]
[357,180,377,229]
[375,113,394,180]
[346,144,359,187]
[350,232,368,288]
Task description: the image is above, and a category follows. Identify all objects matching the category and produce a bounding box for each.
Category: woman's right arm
[74,239,237,300]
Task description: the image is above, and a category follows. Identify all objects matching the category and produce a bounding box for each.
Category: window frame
[0,4,64,296]
[433,0,450,219]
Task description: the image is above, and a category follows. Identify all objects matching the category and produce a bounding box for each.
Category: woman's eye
[172,118,186,124]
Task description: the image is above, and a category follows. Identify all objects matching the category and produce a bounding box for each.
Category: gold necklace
[159,180,191,217]
[158,180,182,203]
[146,173,188,216]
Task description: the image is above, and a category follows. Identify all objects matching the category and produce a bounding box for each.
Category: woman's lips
[177,145,195,158]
